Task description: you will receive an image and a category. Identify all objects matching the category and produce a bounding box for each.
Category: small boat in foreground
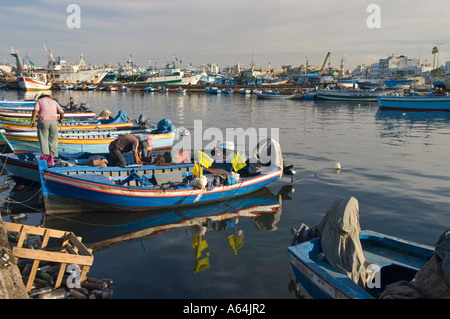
[377,93,450,111]
[288,196,447,299]
[288,229,433,299]
[38,139,286,214]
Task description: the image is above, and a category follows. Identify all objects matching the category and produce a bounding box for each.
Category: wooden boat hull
[377,95,450,111]
[18,76,52,91]
[38,162,283,214]
[0,152,107,183]
[1,129,175,156]
[0,121,135,132]
[0,109,96,119]
[288,230,433,299]
[0,100,35,108]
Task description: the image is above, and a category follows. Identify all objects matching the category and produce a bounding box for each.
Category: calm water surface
[1,89,449,299]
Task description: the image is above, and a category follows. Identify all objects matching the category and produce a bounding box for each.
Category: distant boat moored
[377,93,450,111]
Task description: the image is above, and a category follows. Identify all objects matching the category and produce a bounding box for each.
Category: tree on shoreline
[432,46,439,69]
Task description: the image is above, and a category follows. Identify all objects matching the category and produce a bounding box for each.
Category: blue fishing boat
[143,86,156,92]
[287,196,446,299]
[0,152,107,183]
[1,117,179,156]
[222,88,234,94]
[0,110,134,132]
[288,230,433,299]
[1,127,176,156]
[377,93,450,111]
[38,139,285,214]
[205,87,221,94]
[0,99,36,108]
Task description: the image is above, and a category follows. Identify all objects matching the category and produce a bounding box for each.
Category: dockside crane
[319,52,331,75]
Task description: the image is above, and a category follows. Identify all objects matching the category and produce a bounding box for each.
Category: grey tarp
[317,196,375,288]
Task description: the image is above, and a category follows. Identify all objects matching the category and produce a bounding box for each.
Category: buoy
[334,162,341,174]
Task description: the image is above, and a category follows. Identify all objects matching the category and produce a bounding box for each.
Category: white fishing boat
[10,48,52,91]
[17,73,52,91]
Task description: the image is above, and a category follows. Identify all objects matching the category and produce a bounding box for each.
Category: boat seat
[153,170,184,185]
[73,173,113,184]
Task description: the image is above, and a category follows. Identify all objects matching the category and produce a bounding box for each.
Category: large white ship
[44,44,110,84]
[143,65,201,85]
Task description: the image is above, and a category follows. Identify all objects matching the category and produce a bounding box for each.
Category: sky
[1,0,450,71]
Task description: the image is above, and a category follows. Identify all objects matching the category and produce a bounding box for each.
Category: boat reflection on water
[1,182,43,215]
[41,185,294,273]
[375,109,450,124]
[375,109,450,142]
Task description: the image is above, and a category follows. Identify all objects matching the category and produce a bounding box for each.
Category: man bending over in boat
[108,134,152,167]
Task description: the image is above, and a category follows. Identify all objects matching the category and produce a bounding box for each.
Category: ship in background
[43,43,110,85]
[10,47,52,91]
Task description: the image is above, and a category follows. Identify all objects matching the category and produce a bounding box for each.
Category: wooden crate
[3,222,94,292]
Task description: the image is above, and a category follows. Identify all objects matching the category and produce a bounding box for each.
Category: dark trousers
[109,144,127,167]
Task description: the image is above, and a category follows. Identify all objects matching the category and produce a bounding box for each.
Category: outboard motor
[79,103,90,111]
[138,114,149,128]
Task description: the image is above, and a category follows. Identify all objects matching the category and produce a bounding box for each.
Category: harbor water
[0,89,449,299]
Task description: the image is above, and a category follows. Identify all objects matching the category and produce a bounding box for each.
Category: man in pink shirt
[30,92,65,157]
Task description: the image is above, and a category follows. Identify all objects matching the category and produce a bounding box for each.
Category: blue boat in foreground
[287,196,448,299]
[38,139,286,214]
[377,93,450,111]
[288,230,433,299]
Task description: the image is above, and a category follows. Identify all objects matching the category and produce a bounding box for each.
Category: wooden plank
[12,247,93,265]
[26,259,41,292]
[4,222,68,239]
[55,263,67,289]
[69,233,91,256]
[80,265,90,282]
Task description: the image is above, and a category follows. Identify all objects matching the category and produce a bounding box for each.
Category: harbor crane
[319,52,331,75]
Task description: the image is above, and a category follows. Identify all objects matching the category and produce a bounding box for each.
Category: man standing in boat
[108,134,152,167]
[30,92,65,158]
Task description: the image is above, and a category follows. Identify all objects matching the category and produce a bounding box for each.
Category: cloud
[1,0,450,69]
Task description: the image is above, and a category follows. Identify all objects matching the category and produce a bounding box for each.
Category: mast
[43,43,56,81]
